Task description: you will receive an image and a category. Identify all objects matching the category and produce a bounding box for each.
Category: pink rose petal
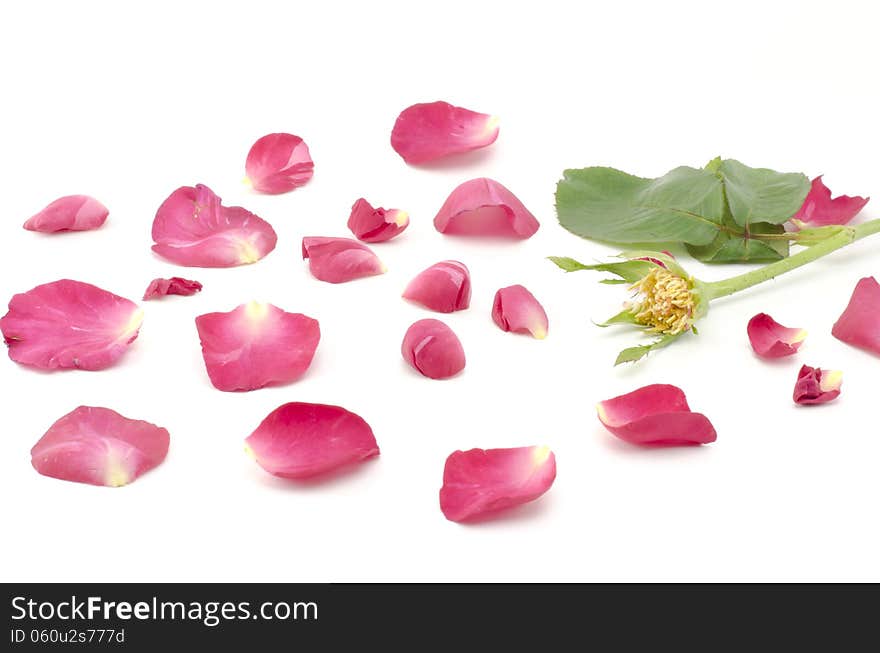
[142,277,203,301]
[793,365,842,405]
[301,237,385,283]
[747,313,807,359]
[793,176,869,227]
[597,384,717,446]
[245,402,379,479]
[23,195,109,233]
[433,178,539,239]
[401,318,465,379]
[151,184,277,268]
[0,280,142,371]
[402,261,471,313]
[439,446,556,523]
[31,406,169,487]
[347,197,409,243]
[245,133,314,194]
[832,277,880,355]
[492,285,548,339]
[390,101,499,164]
[195,302,320,392]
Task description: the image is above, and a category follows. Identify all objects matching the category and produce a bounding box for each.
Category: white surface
[1,0,879,582]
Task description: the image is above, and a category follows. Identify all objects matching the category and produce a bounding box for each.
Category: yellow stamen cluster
[629,268,696,335]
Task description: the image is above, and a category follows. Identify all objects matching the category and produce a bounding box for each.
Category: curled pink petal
[747,313,807,358]
[245,402,379,479]
[142,277,203,301]
[439,446,556,523]
[195,302,319,392]
[793,176,869,227]
[433,178,539,239]
[347,198,409,243]
[597,384,716,446]
[0,280,142,371]
[390,101,499,164]
[401,318,465,379]
[402,261,471,313]
[151,184,277,268]
[23,195,109,233]
[245,133,314,194]
[832,277,880,355]
[492,285,549,339]
[301,237,385,283]
[793,365,842,405]
[31,406,169,487]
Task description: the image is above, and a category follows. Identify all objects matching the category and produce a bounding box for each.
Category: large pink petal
[245,133,314,194]
[31,406,169,487]
[433,178,539,239]
[245,402,379,479]
[23,195,109,233]
[195,302,320,392]
[832,277,880,355]
[0,280,142,371]
[402,261,471,313]
[390,101,499,164]
[401,318,465,379]
[492,285,548,339]
[793,365,842,405]
[151,184,277,267]
[597,384,716,445]
[439,446,556,522]
[747,313,806,358]
[793,176,869,227]
[301,237,385,283]
[347,198,409,243]
[142,277,202,301]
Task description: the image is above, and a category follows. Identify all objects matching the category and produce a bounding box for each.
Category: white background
[1,0,878,582]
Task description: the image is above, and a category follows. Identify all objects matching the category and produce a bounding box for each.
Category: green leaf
[686,221,790,262]
[614,334,679,365]
[717,159,810,227]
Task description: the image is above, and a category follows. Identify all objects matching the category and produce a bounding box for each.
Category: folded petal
[390,101,499,164]
[301,236,385,283]
[245,402,379,479]
[347,198,409,243]
[793,176,869,227]
[23,195,109,233]
[597,384,716,445]
[245,133,314,194]
[747,312,806,358]
[793,364,842,405]
[142,277,202,301]
[151,184,277,267]
[832,277,880,355]
[492,285,548,339]
[402,261,471,313]
[401,318,465,379]
[439,445,556,522]
[195,302,320,392]
[433,178,539,239]
[31,406,169,487]
[0,280,142,371]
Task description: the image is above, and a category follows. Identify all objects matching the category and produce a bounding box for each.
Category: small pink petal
[597,384,717,446]
[747,313,807,358]
[390,101,499,164]
[31,406,169,487]
[151,184,277,268]
[793,176,869,227]
[245,402,379,479]
[402,261,471,313]
[347,198,409,243]
[301,237,385,283]
[195,302,320,392]
[245,133,314,194]
[433,178,539,239]
[793,365,842,405]
[401,318,465,379]
[439,445,556,523]
[492,285,548,339]
[23,195,109,233]
[0,280,142,371]
[142,277,203,301]
[832,277,880,355]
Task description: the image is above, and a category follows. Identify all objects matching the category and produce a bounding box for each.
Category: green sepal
[614,334,680,365]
